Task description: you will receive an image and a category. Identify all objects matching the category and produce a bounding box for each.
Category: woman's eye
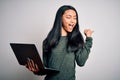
[73,16,77,19]
[66,17,71,19]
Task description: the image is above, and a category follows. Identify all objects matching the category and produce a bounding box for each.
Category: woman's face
[62,9,77,33]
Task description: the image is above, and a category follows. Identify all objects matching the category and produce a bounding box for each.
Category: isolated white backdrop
[0,0,120,80]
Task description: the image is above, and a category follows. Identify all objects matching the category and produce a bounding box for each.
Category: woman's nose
[70,18,76,23]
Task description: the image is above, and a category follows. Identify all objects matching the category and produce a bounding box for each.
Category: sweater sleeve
[43,51,48,67]
[75,37,93,67]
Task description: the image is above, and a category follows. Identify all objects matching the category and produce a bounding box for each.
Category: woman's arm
[75,29,93,66]
[75,37,93,66]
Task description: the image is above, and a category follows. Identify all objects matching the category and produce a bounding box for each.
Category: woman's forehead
[63,9,76,16]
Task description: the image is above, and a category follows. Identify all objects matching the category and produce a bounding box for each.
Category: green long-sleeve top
[39,36,92,80]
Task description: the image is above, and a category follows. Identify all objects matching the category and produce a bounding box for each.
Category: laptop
[10,43,59,75]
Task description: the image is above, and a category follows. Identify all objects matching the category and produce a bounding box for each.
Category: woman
[26,5,93,80]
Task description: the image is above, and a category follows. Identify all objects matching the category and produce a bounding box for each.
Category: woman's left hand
[25,58,39,73]
[84,29,94,37]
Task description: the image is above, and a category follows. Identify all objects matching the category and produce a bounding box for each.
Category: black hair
[43,5,84,54]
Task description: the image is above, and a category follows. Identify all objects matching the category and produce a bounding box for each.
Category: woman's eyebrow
[66,14,76,17]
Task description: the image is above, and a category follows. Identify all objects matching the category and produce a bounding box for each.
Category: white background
[0,0,120,80]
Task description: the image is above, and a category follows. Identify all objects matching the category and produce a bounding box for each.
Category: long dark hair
[43,5,84,53]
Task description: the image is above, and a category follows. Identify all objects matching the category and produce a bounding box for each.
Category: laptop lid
[10,43,44,69]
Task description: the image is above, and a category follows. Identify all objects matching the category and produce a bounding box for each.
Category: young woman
[26,5,93,80]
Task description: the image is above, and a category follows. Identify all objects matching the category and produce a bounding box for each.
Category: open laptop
[10,43,59,75]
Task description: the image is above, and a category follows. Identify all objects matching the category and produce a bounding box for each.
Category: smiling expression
[61,9,77,35]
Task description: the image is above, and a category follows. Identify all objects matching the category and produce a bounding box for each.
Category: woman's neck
[61,27,67,36]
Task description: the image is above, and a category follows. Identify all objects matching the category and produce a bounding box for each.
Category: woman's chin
[67,30,73,33]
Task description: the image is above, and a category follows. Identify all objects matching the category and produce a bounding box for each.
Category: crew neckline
[61,36,67,37]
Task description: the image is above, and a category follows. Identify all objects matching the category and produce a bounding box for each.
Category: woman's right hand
[25,58,39,73]
[84,29,94,37]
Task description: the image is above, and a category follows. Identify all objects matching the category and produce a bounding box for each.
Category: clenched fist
[84,29,94,37]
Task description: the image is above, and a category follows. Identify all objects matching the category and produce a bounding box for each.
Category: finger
[85,29,94,34]
[30,59,36,71]
[84,29,90,33]
[30,59,38,72]
[84,29,88,35]
[27,58,33,70]
[31,59,35,68]
[27,59,31,70]
[88,30,94,34]
[35,64,39,71]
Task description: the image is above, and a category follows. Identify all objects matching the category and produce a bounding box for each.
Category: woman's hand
[84,29,94,37]
[25,58,39,73]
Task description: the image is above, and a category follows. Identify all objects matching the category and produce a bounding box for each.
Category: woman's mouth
[68,24,74,29]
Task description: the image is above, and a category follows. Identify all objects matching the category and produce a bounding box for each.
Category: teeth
[69,24,73,29]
